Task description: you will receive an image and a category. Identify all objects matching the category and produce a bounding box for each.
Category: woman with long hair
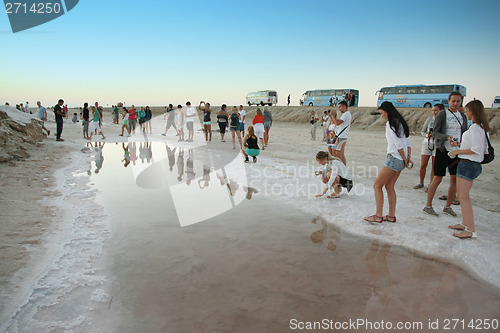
[447,100,490,239]
[252,107,265,148]
[119,107,131,137]
[364,101,412,223]
[242,126,260,163]
[200,101,212,142]
[216,104,229,142]
[315,151,353,198]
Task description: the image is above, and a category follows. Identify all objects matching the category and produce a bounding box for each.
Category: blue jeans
[56,118,63,139]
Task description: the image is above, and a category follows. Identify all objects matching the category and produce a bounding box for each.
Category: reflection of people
[364,101,411,223]
[447,100,490,239]
[310,215,341,251]
[177,148,184,182]
[243,187,258,200]
[122,143,130,167]
[166,144,176,171]
[315,151,353,199]
[186,149,195,185]
[198,161,211,189]
[94,143,105,173]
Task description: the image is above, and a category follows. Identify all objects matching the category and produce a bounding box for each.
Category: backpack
[482,133,494,164]
[230,113,239,127]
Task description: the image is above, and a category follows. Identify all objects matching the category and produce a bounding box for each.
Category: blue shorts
[384,154,405,172]
[239,123,245,131]
[230,126,240,132]
[457,159,482,181]
[245,148,260,156]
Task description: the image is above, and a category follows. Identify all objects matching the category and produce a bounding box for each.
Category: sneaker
[423,206,438,217]
[253,156,257,163]
[244,157,249,163]
[413,183,424,189]
[161,133,166,136]
[443,206,457,217]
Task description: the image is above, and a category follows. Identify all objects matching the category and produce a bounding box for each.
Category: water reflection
[310,215,341,251]
[87,141,256,227]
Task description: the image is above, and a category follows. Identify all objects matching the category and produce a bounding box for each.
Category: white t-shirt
[185,107,196,123]
[326,159,352,189]
[385,122,411,160]
[335,111,351,139]
[239,109,246,124]
[444,109,463,151]
[458,123,487,163]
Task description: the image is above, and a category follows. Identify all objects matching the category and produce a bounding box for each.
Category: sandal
[327,194,340,199]
[451,199,460,206]
[453,227,477,239]
[448,223,466,231]
[439,195,447,200]
[413,183,424,189]
[383,215,396,223]
[364,215,383,223]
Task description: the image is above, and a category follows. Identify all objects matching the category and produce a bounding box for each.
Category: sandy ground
[1,109,499,330]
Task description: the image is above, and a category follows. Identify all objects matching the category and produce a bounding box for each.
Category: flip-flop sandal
[364,215,383,223]
[451,200,460,205]
[453,227,477,239]
[439,195,447,200]
[448,223,466,230]
[383,215,396,223]
[413,184,424,189]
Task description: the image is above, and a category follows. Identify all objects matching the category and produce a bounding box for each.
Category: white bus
[246,90,278,106]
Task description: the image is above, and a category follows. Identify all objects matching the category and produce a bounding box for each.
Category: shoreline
[1,111,499,328]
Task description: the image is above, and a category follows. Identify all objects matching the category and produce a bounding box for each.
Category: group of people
[314,92,491,240]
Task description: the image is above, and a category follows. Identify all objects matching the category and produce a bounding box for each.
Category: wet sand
[1,111,500,332]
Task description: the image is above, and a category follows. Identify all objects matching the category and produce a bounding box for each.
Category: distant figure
[185,101,196,142]
[25,101,30,114]
[145,106,152,134]
[88,106,106,140]
[287,94,291,106]
[112,105,120,124]
[200,101,212,142]
[299,99,303,106]
[162,104,178,136]
[138,106,146,133]
[63,104,68,116]
[252,107,265,148]
[334,94,338,107]
[242,126,260,163]
[322,110,330,142]
[239,105,246,137]
[329,96,333,107]
[229,106,242,150]
[72,112,79,123]
[5,102,9,106]
[329,101,351,166]
[176,105,185,142]
[82,102,90,139]
[36,101,50,136]
[119,107,131,137]
[364,101,412,223]
[216,104,229,142]
[128,105,137,134]
[413,104,443,190]
[263,106,273,149]
[54,99,65,141]
[20,103,25,112]
[310,111,318,140]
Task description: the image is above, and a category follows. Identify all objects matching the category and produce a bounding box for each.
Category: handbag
[481,133,494,164]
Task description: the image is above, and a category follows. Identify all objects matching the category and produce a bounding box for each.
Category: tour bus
[302,89,359,107]
[246,90,278,106]
[376,84,466,108]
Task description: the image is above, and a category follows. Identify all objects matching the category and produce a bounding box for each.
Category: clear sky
[1,0,500,107]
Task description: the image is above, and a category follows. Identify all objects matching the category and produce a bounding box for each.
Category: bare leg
[426,175,443,207]
[445,175,457,207]
[385,170,402,216]
[419,155,431,184]
[373,166,398,216]
[456,177,474,231]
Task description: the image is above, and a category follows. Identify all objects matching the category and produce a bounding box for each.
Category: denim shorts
[384,154,405,172]
[457,159,482,181]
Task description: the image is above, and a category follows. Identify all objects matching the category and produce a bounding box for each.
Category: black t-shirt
[203,110,211,122]
[83,107,90,120]
[247,135,259,149]
[54,104,63,121]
